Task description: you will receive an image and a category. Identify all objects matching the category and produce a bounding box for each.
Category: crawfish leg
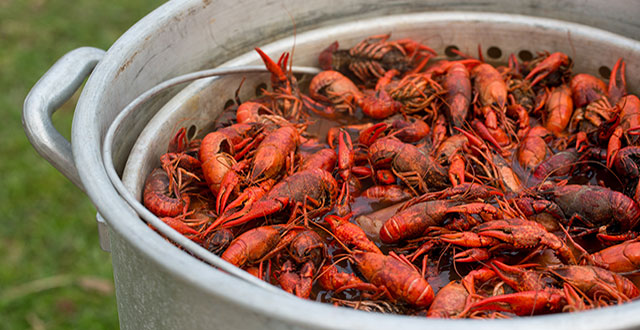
[392,168,429,194]
[293,195,330,225]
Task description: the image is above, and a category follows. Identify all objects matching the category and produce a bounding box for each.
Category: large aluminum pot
[23,1,640,329]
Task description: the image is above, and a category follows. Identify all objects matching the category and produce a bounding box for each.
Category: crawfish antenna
[310,214,354,254]
[234,77,247,105]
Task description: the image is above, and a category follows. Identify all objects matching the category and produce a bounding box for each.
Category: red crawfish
[201,122,264,162]
[464,262,568,316]
[236,101,270,124]
[221,224,301,268]
[606,96,640,169]
[432,131,487,187]
[158,128,203,199]
[218,178,276,219]
[369,137,448,193]
[336,130,356,198]
[506,94,532,130]
[441,217,577,264]
[517,126,552,170]
[543,84,574,136]
[161,128,203,192]
[471,63,511,149]
[570,73,607,108]
[387,115,430,143]
[581,238,640,273]
[354,115,431,146]
[235,101,293,128]
[608,57,627,105]
[325,213,382,254]
[443,61,473,128]
[300,148,337,173]
[143,168,190,217]
[250,125,299,181]
[203,168,339,234]
[216,125,299,212]
[316,263,377,293]
[380,200,455,244]
[352,251,435,308]
[468,284,569,316]
[380,200,501,244]
[308,70,363,116]
[570,98,615,137]
[359,69,404,119]
[472,63,507,111]
[199,131,235,195]
[431,114,448,150]
[200,122,265,196]
[550,265,640,303]
[433,133,478,164]
[427,265,498,318]
[525,52,571,88]
[427,281,470,318]
[255,48,305,120]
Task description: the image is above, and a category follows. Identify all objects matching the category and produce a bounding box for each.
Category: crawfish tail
[380,200,455,243]
[250,125,299,181]
[353,251,434,308]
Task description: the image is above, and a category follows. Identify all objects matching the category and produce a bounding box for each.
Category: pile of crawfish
[142,34,640,318]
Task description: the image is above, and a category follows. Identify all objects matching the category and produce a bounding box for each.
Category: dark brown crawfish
[319,34,436,84]
[369,137,448,193]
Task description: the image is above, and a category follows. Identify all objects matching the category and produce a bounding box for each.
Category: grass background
[1,1,166,329]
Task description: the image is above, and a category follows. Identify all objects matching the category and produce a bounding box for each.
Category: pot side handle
[22,47,105,191]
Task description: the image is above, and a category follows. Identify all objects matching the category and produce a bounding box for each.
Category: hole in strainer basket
[599,66,612,79]
[255,83,268,97]
[186,125,198,140]
[487,46,502,59]
[444,45,459,58]
[223,99,235,110]
[518,50,533,61]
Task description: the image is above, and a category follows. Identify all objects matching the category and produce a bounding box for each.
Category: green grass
[0,1,165,329]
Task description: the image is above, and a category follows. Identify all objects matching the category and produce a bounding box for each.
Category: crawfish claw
[359,123,389,146]
[440,232,497,248]
[469,289,566,316]
[453,248,490,262]
[608,58,627,104]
